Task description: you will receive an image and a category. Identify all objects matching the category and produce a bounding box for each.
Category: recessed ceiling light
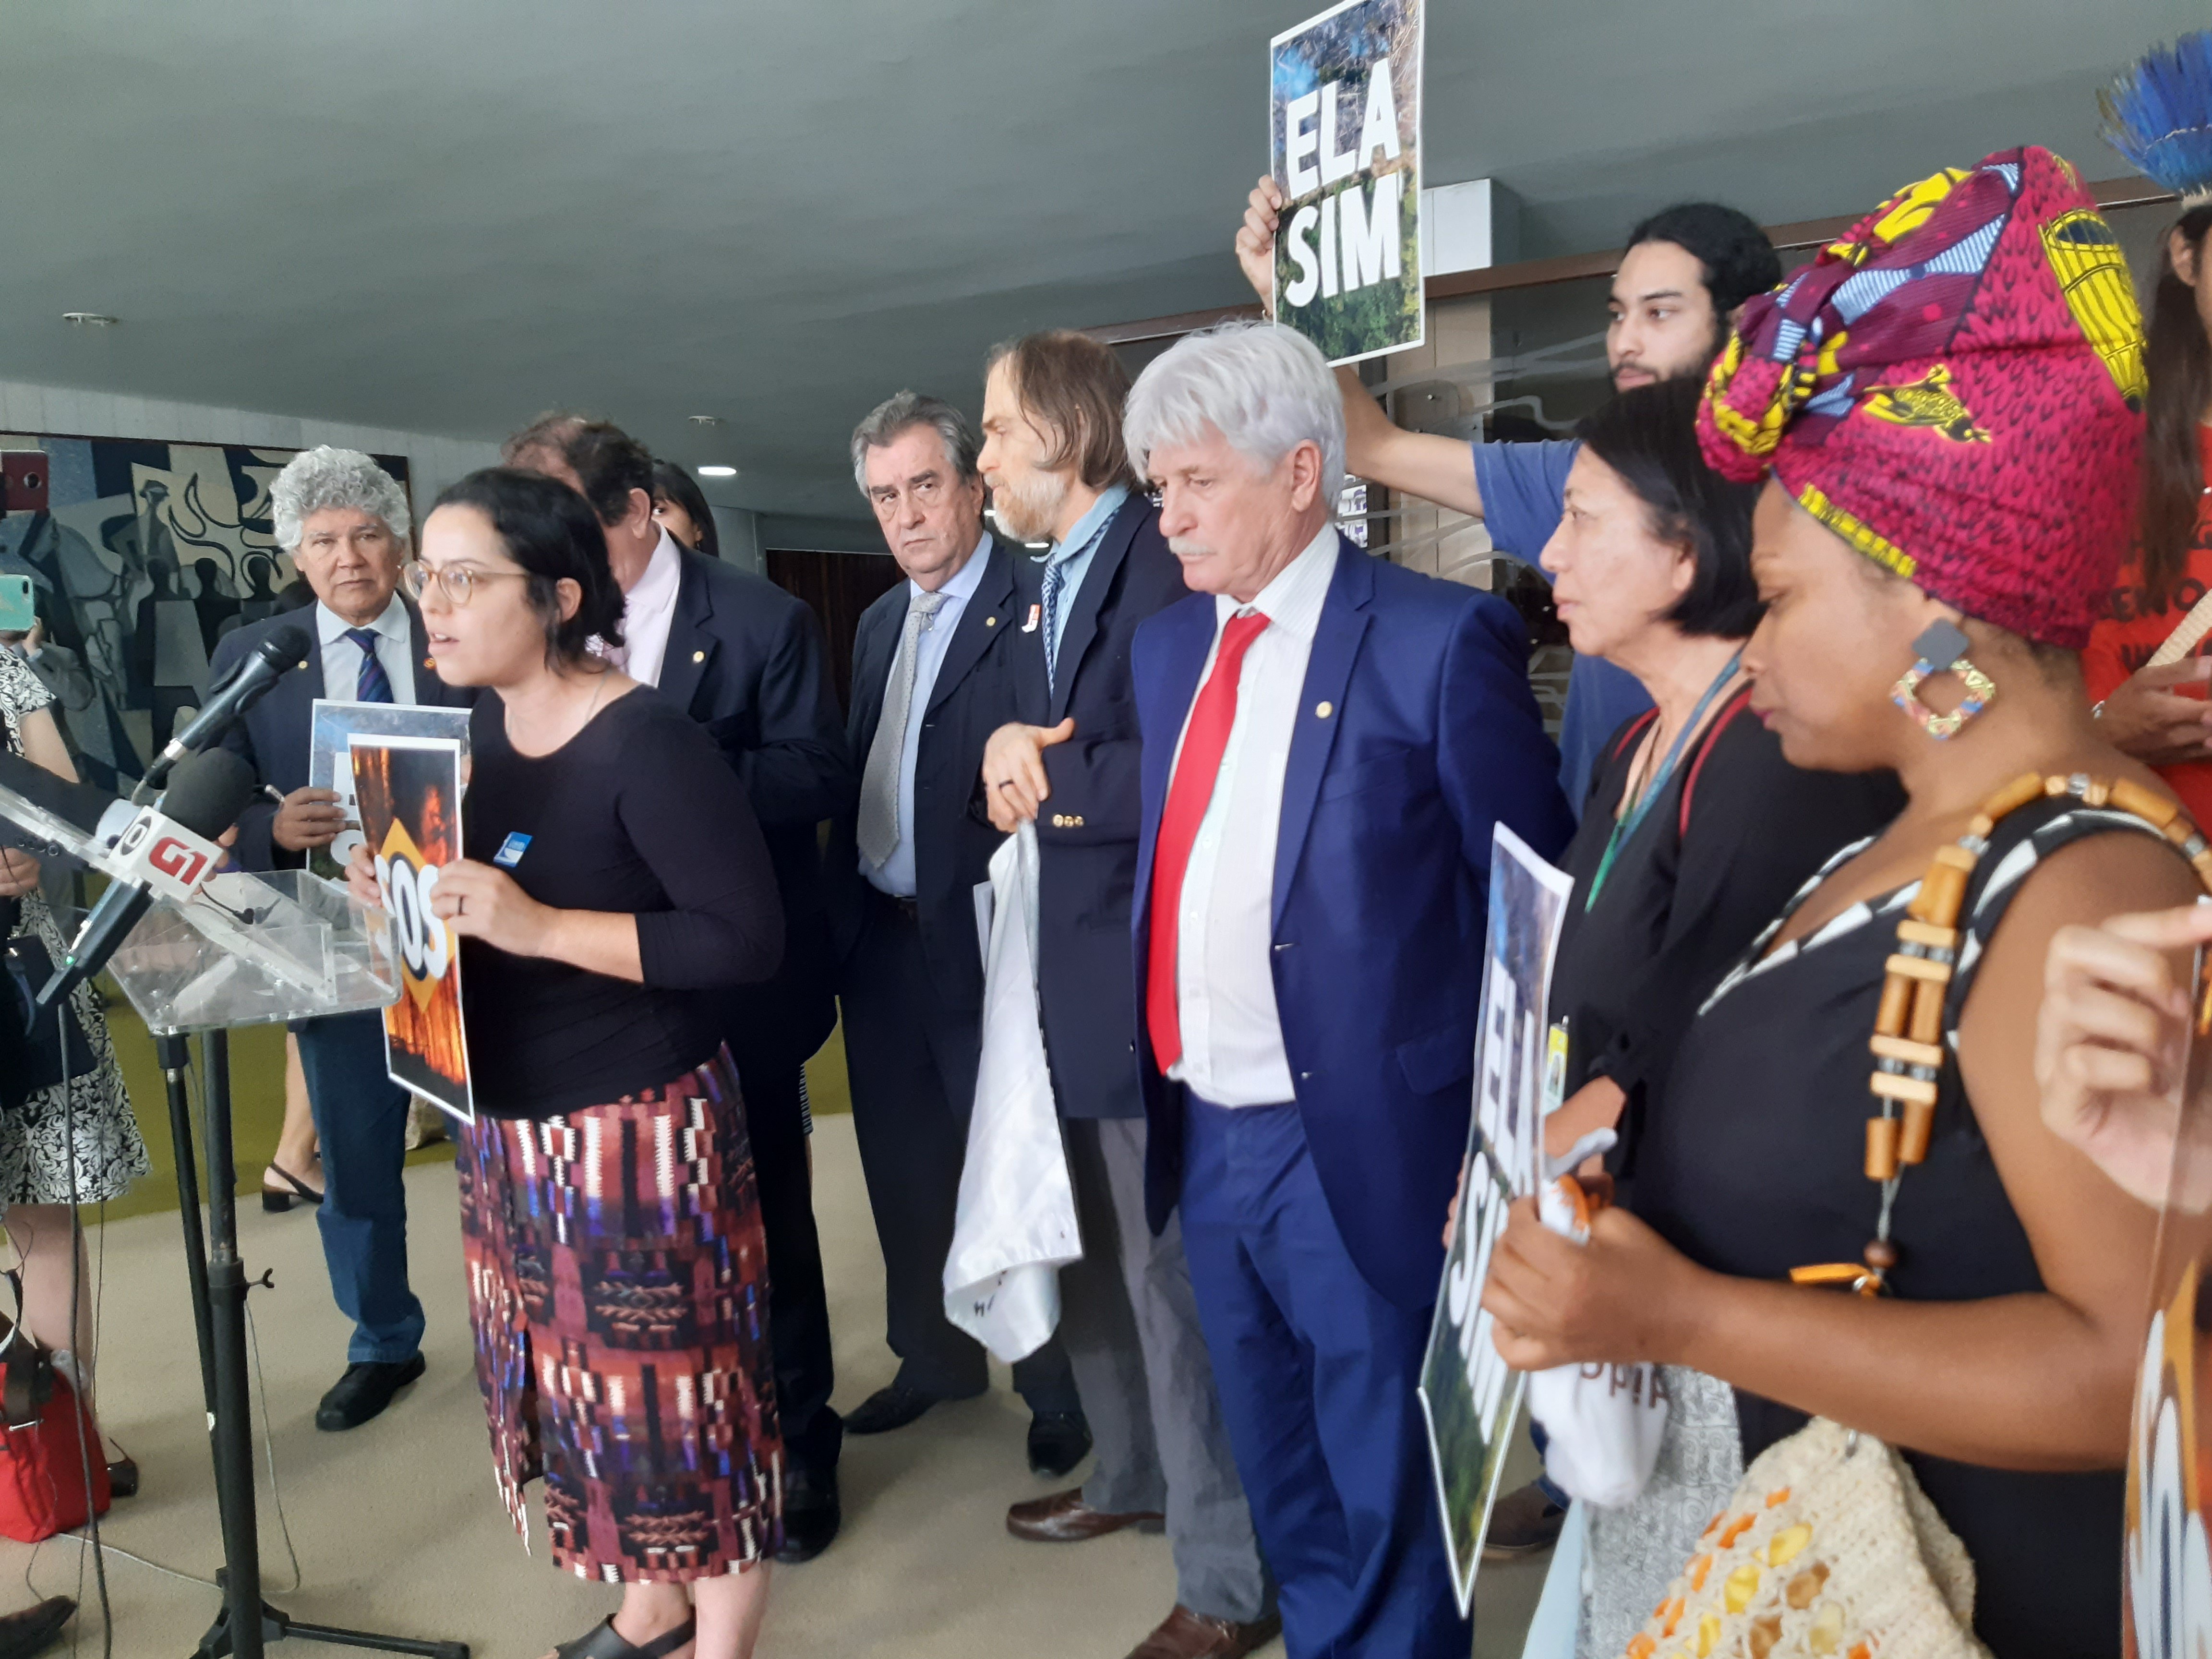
[687,415,725,427]
[697,465,737,477]
[61,312,118,327]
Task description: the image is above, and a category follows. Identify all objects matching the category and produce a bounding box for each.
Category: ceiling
[0,1,2200,524]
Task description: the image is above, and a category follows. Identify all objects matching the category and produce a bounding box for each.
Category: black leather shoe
[776,1464,840,1563]
[842,1382,941,1436]
[1027,1410,1092,1478]
[0,1597,73,1659]
[1480,1479,1567,1560]
[315,1355,425,1431]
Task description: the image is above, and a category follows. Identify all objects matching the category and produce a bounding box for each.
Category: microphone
[34,748,258,1015]
[138,623,311,796]
[0,750,136,864]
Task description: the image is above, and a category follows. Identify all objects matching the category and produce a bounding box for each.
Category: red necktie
[1147,612,1270,1073]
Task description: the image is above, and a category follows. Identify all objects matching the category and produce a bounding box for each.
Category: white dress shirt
[610,527,685,688]
[1167,527,1339,1106]
[863,533,991,899]
[315,592,418,705]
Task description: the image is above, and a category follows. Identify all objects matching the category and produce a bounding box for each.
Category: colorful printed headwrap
[1697,146,2146,648]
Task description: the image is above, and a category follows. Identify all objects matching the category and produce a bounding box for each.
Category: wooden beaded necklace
[1791,770,2212,1298]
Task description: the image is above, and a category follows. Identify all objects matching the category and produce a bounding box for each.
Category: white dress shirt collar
[616,527,686,688]
[314,590,418,704]
[1216,524,1338,641]
[315,590,409,652]
[914,532,992,606]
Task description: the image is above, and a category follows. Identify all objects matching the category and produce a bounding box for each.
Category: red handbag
[0,1276,108,1543]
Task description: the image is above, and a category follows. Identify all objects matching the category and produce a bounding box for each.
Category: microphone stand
[0,751,468,1657]
[156,1028,466,1659]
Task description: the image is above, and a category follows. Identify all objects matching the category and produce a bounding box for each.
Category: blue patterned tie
[1040,557,1068,697]
[345,627,394,704]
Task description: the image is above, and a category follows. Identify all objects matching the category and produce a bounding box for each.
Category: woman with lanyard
[1473,376,1905,1559]
[1482,149,2191,1658]
[1539,377,1904,1178]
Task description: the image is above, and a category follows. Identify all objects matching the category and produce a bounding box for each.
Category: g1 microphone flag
[35,748,257,1014]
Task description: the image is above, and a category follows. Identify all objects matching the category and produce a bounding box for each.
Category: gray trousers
[1058,1117,1272,1625]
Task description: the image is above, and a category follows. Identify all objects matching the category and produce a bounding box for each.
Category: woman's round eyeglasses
[400,561,527,607]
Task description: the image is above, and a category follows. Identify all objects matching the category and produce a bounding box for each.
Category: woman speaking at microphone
[347,468,784,1659]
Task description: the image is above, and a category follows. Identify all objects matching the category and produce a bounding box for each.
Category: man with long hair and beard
[977,332,1277,1659]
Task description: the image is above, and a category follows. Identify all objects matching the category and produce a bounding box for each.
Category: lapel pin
[986,615,997,627]
[693,649,706,663]
[297,660,310,672]
[1315,700,1334,719]
[1022,604,1040,634]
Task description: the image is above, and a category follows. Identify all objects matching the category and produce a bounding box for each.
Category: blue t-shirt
[1471,438,1654,816]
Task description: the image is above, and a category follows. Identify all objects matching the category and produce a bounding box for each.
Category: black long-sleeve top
[460,687,784,1118]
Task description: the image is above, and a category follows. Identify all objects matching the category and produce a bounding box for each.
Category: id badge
[1542,1018,1570,1116]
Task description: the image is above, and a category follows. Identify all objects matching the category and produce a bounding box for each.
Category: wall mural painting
[0,435,411,789]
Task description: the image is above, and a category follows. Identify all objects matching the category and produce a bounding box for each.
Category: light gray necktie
[857,589,948,867]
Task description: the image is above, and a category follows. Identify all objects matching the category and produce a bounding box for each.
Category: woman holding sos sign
[346,468,785,1659]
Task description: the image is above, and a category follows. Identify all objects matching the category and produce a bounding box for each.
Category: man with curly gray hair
[210,443,474,1434]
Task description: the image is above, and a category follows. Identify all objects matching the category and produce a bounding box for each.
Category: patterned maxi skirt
[457,1046,782,1581]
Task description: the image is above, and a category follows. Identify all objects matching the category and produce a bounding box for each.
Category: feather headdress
[2102,32,2212,204]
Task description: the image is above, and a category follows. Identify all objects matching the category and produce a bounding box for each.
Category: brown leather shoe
[1123,1605,1283,1659]
[1005,1487,1164,1542]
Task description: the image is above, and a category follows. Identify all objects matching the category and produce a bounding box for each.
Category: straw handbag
[1621,1417,1987,1659]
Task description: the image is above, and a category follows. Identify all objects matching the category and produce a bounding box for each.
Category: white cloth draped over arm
[943,821,1083,1362]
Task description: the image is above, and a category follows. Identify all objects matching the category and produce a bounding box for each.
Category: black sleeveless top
[1551,692,1902,1118]
[1634,796,2161,1659]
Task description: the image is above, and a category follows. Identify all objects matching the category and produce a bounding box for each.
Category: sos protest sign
[351,733,474,1124]
[1270,0,1424,365]
[1417,824,1571,1613]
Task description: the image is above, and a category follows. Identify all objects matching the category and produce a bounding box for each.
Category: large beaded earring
[1890,617,1995,740]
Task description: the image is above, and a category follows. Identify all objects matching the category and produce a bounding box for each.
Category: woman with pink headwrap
[1481,148,2188,1656]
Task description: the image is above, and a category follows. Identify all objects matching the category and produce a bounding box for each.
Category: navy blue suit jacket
[1132,540,1574,1309]
[209,601,475,874]
[1009,493,1191,1120]
[824,539,1023,1012]
[658,549,856,1079]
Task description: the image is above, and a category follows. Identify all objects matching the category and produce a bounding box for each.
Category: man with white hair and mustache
[1125,323,1570,1656]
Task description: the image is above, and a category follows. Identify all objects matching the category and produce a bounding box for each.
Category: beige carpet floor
[2,1116,1552,1659]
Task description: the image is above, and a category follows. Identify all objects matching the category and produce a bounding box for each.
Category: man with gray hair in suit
[212,445,475,1431]
[825,392,1090,1477]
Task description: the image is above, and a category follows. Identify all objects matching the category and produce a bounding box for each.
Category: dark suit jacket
[209,601,475,874]
[1007,492,1190,1120]
[1131,540,1575,1309]
[824,539,1022,1014]
[658,548,855,1078]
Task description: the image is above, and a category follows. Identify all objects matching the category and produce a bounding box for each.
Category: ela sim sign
[1279,55,1406,306]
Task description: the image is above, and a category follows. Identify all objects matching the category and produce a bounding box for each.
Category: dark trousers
[1059,1118,1272,1625]
[293,1010,424,1365]
[731,1042,842,1478]
[1180,1098,1464,1659]
[841,893,1078,1410]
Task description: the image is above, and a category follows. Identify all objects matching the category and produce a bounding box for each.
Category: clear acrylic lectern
[104,867,397,1034]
